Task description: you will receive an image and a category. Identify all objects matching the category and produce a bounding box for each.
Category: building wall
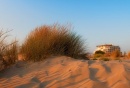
[95,44,120,54]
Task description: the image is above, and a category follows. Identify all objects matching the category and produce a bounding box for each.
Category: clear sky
[0,0,130,53]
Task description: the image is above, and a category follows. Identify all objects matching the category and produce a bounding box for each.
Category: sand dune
[0,56,130,88]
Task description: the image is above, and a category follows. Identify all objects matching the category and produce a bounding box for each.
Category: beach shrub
[100,57,110,61]
[94,54,103,58]
[0,30,18,70]
[114,58,120,60]
[127,52,130,59]
[93,58,97,60]
[20,24,87,61]
[93,50,105,58]
[110,50,120,58]
[4,41,18,66]
[95,50,105,54]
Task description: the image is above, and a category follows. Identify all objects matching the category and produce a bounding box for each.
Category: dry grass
[110,50,120,58]
[127,51,130,59]
[20,24,87,61]
[3,41,18,66]
[0,30,18,70]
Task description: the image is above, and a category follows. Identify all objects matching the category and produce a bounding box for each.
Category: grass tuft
[20,24,87,61]
[0,30,18,70]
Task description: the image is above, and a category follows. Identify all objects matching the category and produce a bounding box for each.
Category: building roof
[96,44,113,47]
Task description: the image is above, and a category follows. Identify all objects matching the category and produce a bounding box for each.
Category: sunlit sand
[0,56,130,88]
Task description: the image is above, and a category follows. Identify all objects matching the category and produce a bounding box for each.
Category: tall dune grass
[20,24,87,61]
[0,30,18,70]
[4,41,18,66]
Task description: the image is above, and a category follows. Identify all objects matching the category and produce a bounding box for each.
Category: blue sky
[0,0,130,53]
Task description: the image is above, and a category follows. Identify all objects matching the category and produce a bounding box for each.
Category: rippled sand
[0,56,130,88]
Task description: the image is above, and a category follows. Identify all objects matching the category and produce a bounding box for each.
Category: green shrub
[20,24,87,61]
[95,50,105,54]
[94,54,104,58]
[94,50,105,58]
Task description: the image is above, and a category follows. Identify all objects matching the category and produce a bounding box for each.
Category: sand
[0,56,130,88]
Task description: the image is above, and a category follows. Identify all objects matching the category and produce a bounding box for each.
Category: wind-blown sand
[0,56,130,88]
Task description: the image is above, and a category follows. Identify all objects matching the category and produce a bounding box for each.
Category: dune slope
[0,56,130,88]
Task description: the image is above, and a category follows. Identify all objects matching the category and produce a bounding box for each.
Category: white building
[94,44,120,53]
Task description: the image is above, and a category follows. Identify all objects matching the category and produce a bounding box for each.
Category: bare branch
[0,29,13,38]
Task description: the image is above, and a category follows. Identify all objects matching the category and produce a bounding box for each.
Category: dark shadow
[102,64,111,72]
[0,61,29,78]
[88,60,96,65]
[16,83,37,88]
[38,80,53,88]
[89,68,99,81]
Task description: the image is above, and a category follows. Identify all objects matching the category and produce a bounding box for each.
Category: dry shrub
[127,51,130,59]
[100,57,110,61]
[0,30,18,70]
[4,41,18,66]
[20,24,87,61]
[110,50,120,58]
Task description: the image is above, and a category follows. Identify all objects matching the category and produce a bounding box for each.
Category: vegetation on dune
[0,30,18,70]
[127,52,130,59]
[20,24,87,61]
[100,57,110,61]
[110,50,121,59]
[93,50,122,61]
[95,50,105,55]
[93,50,105,58]
[3,41,18,66]
[92,58,98,60]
